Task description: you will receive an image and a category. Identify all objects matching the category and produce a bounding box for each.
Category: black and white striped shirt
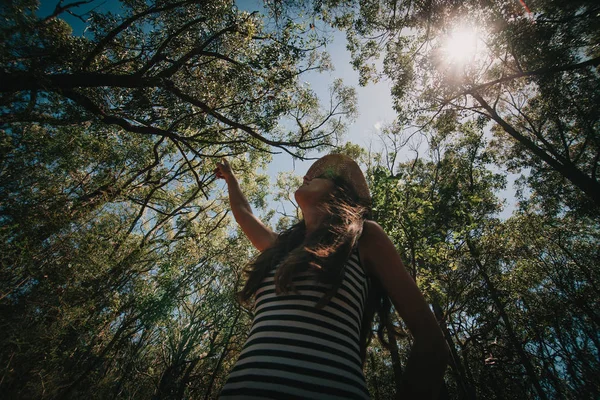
[219,248,371,399]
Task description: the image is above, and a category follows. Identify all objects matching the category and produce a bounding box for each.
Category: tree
[367,122,507,398]
[496,210,600,399]
[366,120,600,398]
[1,0,357,157]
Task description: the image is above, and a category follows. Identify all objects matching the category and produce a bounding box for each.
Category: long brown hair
[237,176,394,364]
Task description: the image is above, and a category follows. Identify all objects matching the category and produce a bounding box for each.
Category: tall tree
[366,121,600,398]
[367,122,508,398]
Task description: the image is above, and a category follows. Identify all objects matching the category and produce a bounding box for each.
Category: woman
[215,154,448,399]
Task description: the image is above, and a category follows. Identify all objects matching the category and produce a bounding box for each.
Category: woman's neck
[302,208,327,236]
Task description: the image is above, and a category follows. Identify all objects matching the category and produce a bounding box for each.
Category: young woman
[215,154,448,399]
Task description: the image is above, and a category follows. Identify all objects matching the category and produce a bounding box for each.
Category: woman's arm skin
[214,159,278,252]
[359,220,449,400]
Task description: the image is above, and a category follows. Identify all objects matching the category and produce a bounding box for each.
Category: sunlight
[442,27,479,65]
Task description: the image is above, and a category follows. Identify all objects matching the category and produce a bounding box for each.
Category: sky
[35,0,515,220]
[266,31,397,176]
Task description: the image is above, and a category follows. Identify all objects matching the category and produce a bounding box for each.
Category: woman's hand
[214,157,277,251]
[214,158,235,182]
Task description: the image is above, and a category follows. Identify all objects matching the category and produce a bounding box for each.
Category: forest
[1,0,598,399]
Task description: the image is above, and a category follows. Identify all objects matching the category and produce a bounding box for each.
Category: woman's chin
[294,187,304,203]
[294,187,312,206]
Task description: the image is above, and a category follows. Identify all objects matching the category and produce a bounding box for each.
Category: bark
[0,72,158,92]
[384,317,404,393]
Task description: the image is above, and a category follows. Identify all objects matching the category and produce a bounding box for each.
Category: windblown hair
[237,176,394,364]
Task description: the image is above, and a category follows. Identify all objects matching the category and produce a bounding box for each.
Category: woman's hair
[237,176,394,364]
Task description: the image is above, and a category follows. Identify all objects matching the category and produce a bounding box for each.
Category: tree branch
[136,16,207,76]
[81,0,195,70]
[155,24,237,78]
[62,89,179,141]
[472,92,600,206]
[41,0,95,24]
[0,72,158,93]
[463,55,600,98]
[163,80,309,157]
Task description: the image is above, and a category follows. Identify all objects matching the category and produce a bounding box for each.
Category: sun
[442,27,479,65]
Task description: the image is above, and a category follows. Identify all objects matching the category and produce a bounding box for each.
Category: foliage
[2,0,599,399]
[366,123,599,399]
[276,0,600,212]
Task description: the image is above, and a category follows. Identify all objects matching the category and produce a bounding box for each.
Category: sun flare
[442,27,479,65]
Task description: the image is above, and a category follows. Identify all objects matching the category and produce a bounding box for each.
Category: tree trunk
[369,350,381,400]
[57,317,139,400]
[385,316,404,393]
[432,301,477,400]
[466,239,548,400]
[203,309,241,400]
[472,93,600,208]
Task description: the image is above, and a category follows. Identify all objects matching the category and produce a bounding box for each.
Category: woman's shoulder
[360,220,386,241]
[358,220,388,274]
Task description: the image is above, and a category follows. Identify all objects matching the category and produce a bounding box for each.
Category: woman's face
[294,174,336,208]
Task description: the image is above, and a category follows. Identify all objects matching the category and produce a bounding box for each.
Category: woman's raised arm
[214,159,278,252]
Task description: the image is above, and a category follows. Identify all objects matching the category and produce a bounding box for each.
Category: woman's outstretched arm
[360,220,449,400]
[214,159,277,252]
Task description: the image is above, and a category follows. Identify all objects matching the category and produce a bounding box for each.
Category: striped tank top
[219,247,371,399]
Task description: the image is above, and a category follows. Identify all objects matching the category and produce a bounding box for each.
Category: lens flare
[442,27,478,65]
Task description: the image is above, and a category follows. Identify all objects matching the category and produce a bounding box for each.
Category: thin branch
[155,25,238,78]
[81,0,194,70]
[137,16,206,76]
[62,89,179,141]
[198,51,241,66]
[41,0,95,24]
[163,81,306,157]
